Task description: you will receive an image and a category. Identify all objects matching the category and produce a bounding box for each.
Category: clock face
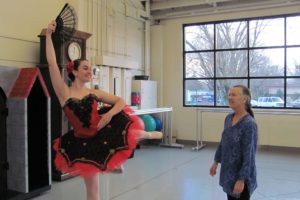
[67,42,82,61]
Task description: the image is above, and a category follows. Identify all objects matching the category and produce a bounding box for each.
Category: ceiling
[147,0,300,20]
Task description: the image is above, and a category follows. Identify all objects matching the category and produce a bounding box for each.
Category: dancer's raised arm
[45,20,69,106]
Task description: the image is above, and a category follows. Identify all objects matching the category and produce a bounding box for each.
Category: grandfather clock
[38,29,91,181]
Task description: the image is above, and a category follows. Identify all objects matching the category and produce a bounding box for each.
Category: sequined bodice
[63,94,101,138]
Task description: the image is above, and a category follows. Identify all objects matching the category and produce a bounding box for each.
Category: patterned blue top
[214,113,258,197]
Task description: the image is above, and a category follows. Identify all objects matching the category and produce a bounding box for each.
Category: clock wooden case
[37,29,91,181]
[38,29,91,66]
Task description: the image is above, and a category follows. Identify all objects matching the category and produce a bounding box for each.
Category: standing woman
[210,85,258,200]
[46,20,162,200]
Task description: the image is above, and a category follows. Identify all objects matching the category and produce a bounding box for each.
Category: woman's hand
[233,179,245,194]
[97,112,113,130]
[209,161,218,176]
[46,20,56,36]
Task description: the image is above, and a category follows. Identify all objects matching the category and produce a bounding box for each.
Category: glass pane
[216,21,247,49]
[287,16,300,45]
[185,52,214,78]
[250,79,284,107]
[287,47,300,76]
[216,79,247,106]
[216,50,247,77]
[185,80,214,106]
[249,18,284,47]
[184,24,214,51]
[286,78,300,108]
[249,48,284,76]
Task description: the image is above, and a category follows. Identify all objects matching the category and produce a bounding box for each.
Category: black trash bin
[0,86,8,198]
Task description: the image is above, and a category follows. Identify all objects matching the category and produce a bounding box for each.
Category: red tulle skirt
[53,107,143,177]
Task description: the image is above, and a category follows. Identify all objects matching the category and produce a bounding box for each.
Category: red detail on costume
[63,100,100,138]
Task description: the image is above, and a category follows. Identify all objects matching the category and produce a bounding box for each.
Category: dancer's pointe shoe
[148,131,163,139]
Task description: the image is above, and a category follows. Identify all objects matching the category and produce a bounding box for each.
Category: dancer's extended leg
[139,130,163,139]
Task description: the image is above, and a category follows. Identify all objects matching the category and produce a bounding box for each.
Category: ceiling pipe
[150,0,232,11]
[151,0,300,20]
[144,0,151,76]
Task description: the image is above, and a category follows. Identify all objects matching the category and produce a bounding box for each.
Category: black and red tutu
[53,94,143,177]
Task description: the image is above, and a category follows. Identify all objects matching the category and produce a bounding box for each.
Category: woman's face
[74,60,92,82]
[228,87,246,110]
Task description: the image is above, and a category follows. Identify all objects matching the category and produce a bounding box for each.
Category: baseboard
[256,145,300,153]
[176,139,300,152]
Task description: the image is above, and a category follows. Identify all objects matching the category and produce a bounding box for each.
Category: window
[183,14,300,108]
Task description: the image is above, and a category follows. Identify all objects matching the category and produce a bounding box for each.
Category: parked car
[289,99,300,107]
[257,96,284,107]
[251,99,258,107]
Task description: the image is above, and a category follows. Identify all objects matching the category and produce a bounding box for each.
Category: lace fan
[53,3,77,42]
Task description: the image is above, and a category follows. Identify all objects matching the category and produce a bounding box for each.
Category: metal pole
[192,109,206,151]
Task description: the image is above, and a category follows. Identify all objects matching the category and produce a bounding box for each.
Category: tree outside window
[183,15,300,108]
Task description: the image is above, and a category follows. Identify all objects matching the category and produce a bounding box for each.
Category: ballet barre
[192,107,300,151]
[193,108,232,151]
[132,107,184,148]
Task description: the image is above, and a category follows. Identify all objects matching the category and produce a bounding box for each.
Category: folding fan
[53,3,77,42]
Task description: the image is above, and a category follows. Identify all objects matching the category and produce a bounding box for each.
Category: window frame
[183,13,300,109]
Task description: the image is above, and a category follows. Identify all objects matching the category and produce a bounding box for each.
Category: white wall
[0,0,146,102]
[0,0,66,67]
[0,0,146,71]
[150,5,300,147]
